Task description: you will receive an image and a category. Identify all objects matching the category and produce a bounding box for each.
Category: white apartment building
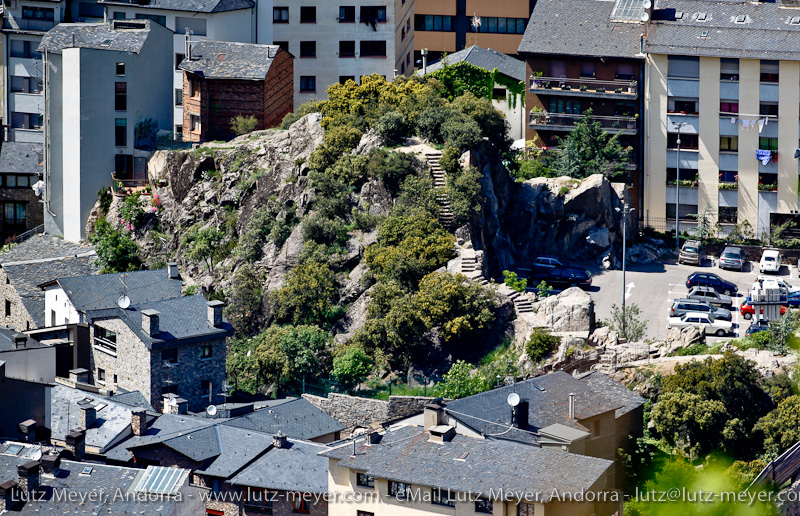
[644,0,800,236]
[97,0,273,139]
[39,20,173,241]
[272,0,415,106]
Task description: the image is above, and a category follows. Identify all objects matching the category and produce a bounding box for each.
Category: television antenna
[117,273,130,308]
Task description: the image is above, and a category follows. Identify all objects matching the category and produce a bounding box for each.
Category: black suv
[686,272,738,296]
[535,267,592,289]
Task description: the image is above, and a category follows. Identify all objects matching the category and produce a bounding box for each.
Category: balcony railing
[3,17,56,31]
[529,112,638,133]
[530,76,637,97]
[111,174,152,197]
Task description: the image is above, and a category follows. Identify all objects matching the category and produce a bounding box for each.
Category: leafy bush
[89,218,141,273]
[231,115,259,136]
[394,175,439,218]
[307,125,363,173]
[302,212,348,247]
[526,329,560,362]
[414,271,497,341]
[224,264,263,336]
[441,111,482,151]
[536,280,552,298]
[415,106,450,143]
[373,111,406,144]
[503,270,527,293]
[450,93,511,152]
[272,260,336,326]
[119,193,145,230]
[609,303,647,342]
[368,149,420,196]
[439,145,461,175]
[238,205,297,261]
[181,224,224,271]
[438,360,490,399]
[97,187,113,215]
[755,395,800,455]
[447,166,482,227]
[333,346,374,388]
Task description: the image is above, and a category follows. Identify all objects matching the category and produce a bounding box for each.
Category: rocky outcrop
[660,326,703,355]
[533,287,594,332]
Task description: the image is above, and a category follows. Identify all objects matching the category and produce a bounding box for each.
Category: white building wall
[44,286,80,325]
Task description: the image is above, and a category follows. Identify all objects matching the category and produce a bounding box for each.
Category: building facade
[272,0,415,106]
[0,142,43,241]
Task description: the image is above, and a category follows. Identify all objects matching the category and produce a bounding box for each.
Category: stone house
[179,41,293,142]
[0,142,44,241]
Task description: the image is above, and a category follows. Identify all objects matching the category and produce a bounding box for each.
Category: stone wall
[193,474,327,516]
[0,267,37,331]
[302,393,435,428]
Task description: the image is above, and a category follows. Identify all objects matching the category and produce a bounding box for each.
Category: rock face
[660,326,703,355]
[534,287,594,332]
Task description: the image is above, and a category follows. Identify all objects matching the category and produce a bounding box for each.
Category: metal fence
[642,217,767,239]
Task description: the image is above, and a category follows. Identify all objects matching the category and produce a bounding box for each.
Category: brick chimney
[0,480,18,512]
[78,403,97,429]
[131,407,147,436]
[17,461,40,494]
[513,401,529,429]
[167,262,180,279]
[423,403,446,431]
[207,300,224,327]
[40,452,61,478]
[12,332,26,349]
[273,432,288,449]
[65,429,85,461]
[69,368,89,384]
[141,309,160,337]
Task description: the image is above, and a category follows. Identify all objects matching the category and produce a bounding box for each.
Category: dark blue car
[686,272,738,296]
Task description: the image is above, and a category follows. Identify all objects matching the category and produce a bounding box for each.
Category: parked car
[746,321,770,336]
[670,299,732,321]
[753,276,799,293]
[534,266,592,289]
[532,256,564,272]
[719,246,745,271]
[678,240,706,265]
[686,286,733,307]
[739,298,787,320]
[759,250,782,274]
[686,272,738,296]
[667,312,733,337]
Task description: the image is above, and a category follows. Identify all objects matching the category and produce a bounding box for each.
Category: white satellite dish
[507,392,520,407]
[170,397,178,407]
[31,449,43,461]
[640,12,650,22]
[117,295,131,309]
[206,405,218,416]
[643,0,652,9]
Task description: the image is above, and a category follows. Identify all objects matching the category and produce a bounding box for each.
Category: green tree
[89,218,141,273]
[609,303,647,342]
[119,192,145,230]
[227,336,262,394]
[767,310,799,354]
[650,391,728,456]
[525,329,560,362]
[272,261,336,326]
[450,92,511,152]
[502,270,527,293]
[438,360,490,399]
[548,109,630,180]
[447,166,482,227]
[373,111,406,145]
[280,325,332,382]
[181,224,224,271]
[231,115,259,136]
[440,111,482,151]
[333,346,374,388]
[368,149,421,196]
[413,272,497,341]
[536,280,553,298]
[224,264,263,336]
[755,395,800,455]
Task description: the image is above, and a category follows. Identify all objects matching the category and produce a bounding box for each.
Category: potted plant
[579,84,588,92]
[543,81,551,89]
[615,87,623,94]
[596,86,606,92]
[562,84,571,90]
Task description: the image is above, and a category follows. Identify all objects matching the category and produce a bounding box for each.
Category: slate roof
[323,425,613,502]
[38,21,156,54]
[104,412,213,462]
[50,384,134,453]
[0,327,44,353]
[229,438,329,493]
[0,442,42,484]
[645,0,800,60]
[104,390,156,412]
[443,371,621,444]
[57,268,182,312]
[180,41,282,80]
[578,371,646,418]
[0,142,42,175]
[222,398,346,441]
[420,45,526,82]
[0,234,92,264]
[518,0,645,59]
[98,0,253,13]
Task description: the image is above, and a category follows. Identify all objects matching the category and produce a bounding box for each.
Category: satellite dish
[170,397,178,407]
[31,450,43,461]
[206,405,218,416]
[117,295,131,309]
[643,0,652,9]
[507,392,520,407]
[640,12,650,22]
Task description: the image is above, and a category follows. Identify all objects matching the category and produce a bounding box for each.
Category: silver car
[687,286,733,307]
[719,246,745,271]
[670,299,732,321]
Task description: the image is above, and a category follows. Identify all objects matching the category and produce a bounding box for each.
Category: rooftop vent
[700,30,709,38]
[791,16,800,24]
[697,12,707,21]
[735,14,746,23]
[429,425,456,443]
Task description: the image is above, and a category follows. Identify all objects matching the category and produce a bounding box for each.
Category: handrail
[530,76,637,93]
[750,440,800,489]
[14,224,44,243]
[529,112,638,131]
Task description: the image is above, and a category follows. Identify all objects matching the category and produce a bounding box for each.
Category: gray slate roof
[444,371,621,444]
[646,0,800,60]
[38,21,153,55]
[420,45,525,82]
[0,142,42,175]
[104,390,155,412]
[578,371,646,418]
[518,0,645,58]
[0,327,43,353]
[0,234,92,264]
[50,384,133,453]
[57,268,182,312]
[230,438,329,493]
[323,425,613,502]
[222,398,346,441]
[180,41,282,79]
[98,0,253,14]
[0,442,41,484]
[104,412,212,462]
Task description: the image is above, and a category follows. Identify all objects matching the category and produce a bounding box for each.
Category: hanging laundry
[765,117,769,126]
[756,149,771,165]
[731,117,736,124]
[759,119,765,133]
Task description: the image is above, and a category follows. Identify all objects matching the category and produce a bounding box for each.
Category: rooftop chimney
[141,309,160,338]
[65,429,86,461]
[0,480,18,512]
[17,461,40,494]
[366,430,382,445]
[428,425,456,443]
[12,333,26,349]
[69,368,89,384]
[131,407,147,436]
[40,452,61,478]
[568,392,576,420]
[273,432,288,449]
[207,300,224,327]
[18,419,36,442]
[78,403,97,429]
[423,402,446,431]
[513,401,529,429]
[167,262,179,279]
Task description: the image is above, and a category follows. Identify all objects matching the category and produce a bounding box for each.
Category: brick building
[0,142,44,242]
[180,41,293,142]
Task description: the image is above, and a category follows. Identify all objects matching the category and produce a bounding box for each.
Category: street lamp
[674,122,688,253]
[616,201,635,339]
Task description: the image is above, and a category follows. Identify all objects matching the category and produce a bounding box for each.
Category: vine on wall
[426,60,525,109]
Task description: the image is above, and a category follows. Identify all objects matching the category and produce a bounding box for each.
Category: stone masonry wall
[302,393,435,428]
[90,318,152,401]
[0,267,37,331]
[193,474,328,516]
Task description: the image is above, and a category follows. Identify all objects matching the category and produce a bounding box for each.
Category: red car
[739,299,787,320]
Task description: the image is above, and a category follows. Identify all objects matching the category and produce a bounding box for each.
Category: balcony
[3,17,56,32]
[530,76,638,99]
[111,174,152,197]
[529,112,638,135]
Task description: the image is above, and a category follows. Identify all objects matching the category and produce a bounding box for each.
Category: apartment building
[98,0,272,140]
[0,142,43,240]
[644,0,800,235]
[413,0,534,66]
[518,0,646,208]
[272,0,415,106]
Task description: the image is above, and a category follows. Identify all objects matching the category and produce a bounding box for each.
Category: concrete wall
[697,57,720,221]
[0,344,56,383]
[303,393,435,428]
[645,53,669,221]
[737,59,760,228]
[0,371,50,440]
[44,286,80,326]
[778,61,799,214]
[43,52,63,238]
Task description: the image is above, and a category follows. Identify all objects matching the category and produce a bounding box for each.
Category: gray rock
[358,180,392,216]
[534,287,593,332]
[586,227,611,251]
[333,286,373,346]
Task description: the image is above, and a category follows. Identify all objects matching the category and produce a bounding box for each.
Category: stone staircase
[455,247,535,318]
[424,151,455,229]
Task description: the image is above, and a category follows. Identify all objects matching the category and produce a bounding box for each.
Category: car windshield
[684,247,698,253]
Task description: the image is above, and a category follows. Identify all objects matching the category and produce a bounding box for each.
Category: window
[116,62,125,75]
[190,79,201,98]
[97,368,106,383]
[357,512,374,516]
[340,76,356,84]
[162,348,178,364]
[339,6,355,22]
[162,384,178,395]
[274,41,289,52]
[2,175,31,188]
[759,137,778,151]
[360,40,386,57]
[50,310,56,326]
[668,56,700,78]
[200,344,212,359]
[476,16,526,34]
[720,137,738,152]
[475,499,493,514]
[175,16,206,36]
[115,155,133,176]
[9,41,41,59]
[245,488,273,509]
[720,101,738,114]
[115,82,127,111]
[300,6,315,23]
[760,103,779,117]
[431,488,455,507]
[720,58,739,81]
[115,118,127,146]
[135,13,166,26]
[113,374,118,384]
[667,133,698,149]
[389,481,409,498]
[77,2,103,21]
[10,112,42,130]
[580,61,596,78]
[300,41,316,58]
[201,379,211,396]
[175,125,183,139]
[761,60,779,83]
[175,53,185,70]
[273,6,289,22]
[719,206,737,223]
[5,300,11,317]
[720,170,737,182]
[414,15,454,31]
[9,76,41,94]
[113,11,126,19]
[360,6,386,23]
[175,89,183,106]
[95,326,117,345]
[190,115,201,133]
[356,472,374,487]
[339,41,355,57]
[300,76,316,92]
[292,498,310,513]
[22,6,54,20]
[673,100,697,114]
[4,203,26,227]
